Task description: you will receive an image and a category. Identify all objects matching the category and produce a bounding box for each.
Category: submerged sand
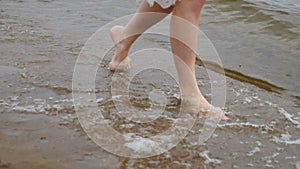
[0,0,299,168]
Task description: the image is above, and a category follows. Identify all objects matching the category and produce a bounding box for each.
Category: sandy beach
[0,0,299,168]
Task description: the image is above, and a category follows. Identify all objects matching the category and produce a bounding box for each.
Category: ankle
[181,93,200,105]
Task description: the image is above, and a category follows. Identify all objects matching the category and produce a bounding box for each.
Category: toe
[221,114,229,121]
[109,62,116,71]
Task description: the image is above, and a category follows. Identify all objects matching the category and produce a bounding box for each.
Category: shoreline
[0,0,299,168]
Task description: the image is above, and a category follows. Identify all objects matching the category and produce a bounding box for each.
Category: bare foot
[199,106,229,121]
[181,92,229,121]
[197,93,229,121]
[109,25,131,71]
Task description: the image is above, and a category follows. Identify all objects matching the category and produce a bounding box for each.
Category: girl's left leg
[170,0,228,120]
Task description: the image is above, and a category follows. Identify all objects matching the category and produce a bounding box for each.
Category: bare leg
[109,1,174,70]
[171,0,228,120]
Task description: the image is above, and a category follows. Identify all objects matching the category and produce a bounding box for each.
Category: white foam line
[217,122,273,131]
[277,107,300,129]
[271,136,300,145]
[13,105,38,113]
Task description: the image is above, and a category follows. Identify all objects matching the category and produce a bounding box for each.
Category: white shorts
[136,0,180,9]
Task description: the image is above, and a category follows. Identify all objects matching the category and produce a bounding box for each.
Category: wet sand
[0,0,299,168]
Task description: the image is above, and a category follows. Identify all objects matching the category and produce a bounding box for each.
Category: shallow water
[0,0,299,168]
[246,0,300,14]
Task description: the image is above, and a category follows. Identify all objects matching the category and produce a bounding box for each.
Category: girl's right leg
[109,1,174,70]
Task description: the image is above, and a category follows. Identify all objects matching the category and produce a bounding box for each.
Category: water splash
[277,107,300,129]
[199,150,222,165]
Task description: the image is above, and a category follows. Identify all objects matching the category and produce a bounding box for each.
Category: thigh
[174,0,206,12]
